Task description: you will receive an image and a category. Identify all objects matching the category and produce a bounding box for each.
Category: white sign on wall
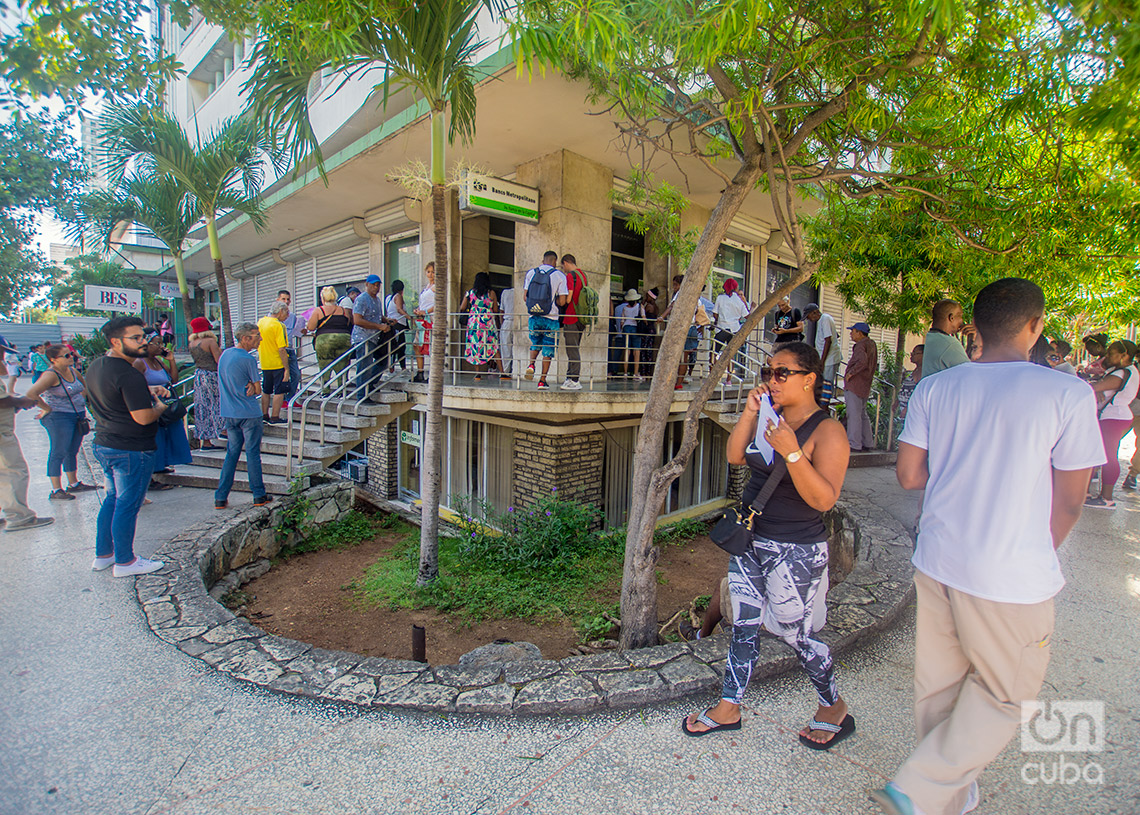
[83,284,143,314]
[159,281,191,300]
[459,173,540,225]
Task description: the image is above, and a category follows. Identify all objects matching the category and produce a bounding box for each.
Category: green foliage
[69,331,109,362]
[653,516,710,546]
[0,1,180,104]
[452,492,605,571]
[286,510,385,555]
[615,169,699,272]
[274,480,313,542]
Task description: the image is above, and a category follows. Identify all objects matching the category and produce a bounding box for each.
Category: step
[848,451,897,468]
[272,411,383,430]
[152,465,305,495]
[261,423,364,445]
[288,397,402,417]
[257,437,346,461]
[189,449,324,477]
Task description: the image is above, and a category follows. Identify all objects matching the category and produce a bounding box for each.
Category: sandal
[798,714,856,751]
[682,710,741,737]
[148,480,175,492]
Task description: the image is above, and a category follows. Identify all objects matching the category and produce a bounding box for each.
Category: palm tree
[244,0,500,584]
[71,173,203,336]
[99,102,281,346]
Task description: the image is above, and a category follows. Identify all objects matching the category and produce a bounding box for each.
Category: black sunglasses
[761,366,812,383]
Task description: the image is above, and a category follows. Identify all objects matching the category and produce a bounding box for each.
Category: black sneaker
[252,496,272,507]
[1124,474,1137,490]
[67,482,97,493]
[412,372,426,383]
[215,500,228,510]
[49,488,76,501]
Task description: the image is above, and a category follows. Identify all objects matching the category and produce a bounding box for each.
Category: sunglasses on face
[761,366,811,383]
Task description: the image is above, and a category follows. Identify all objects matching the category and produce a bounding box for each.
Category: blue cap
[849,322,871,334]
[365,274,382,285]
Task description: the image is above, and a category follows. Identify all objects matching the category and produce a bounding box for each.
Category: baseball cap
[365,274,382,285]
[804,303,820,313]
[346,286,361,295]
[849,322,871,333]
[0,335,16,354]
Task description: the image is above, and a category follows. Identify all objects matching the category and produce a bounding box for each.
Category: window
[709,243,750,299]
[442,417,514,515]
[610,214,645,300]
[487,217,515,292]
[204,289,221,323]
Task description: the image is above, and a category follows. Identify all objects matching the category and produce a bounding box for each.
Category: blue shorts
[262,367,289,395]
[684,326,700,352]
[529,316,560,358]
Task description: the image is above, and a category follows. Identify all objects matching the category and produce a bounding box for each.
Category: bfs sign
[84,284,143,314]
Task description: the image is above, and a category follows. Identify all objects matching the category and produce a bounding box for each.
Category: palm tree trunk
[205,216,233,347]
[418,111,448,586]
[173,254,193,343]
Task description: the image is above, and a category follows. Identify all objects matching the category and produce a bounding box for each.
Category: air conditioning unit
[330,451,368,483]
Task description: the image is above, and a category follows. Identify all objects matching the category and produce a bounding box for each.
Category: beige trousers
[894,570,1054,815]
[0,431,35,525]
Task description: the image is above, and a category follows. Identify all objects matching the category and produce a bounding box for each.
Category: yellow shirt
[257,316,287,370]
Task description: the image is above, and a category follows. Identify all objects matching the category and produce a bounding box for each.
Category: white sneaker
[92,555,115,572]
[560,379,582,390]
[113,557,164,578]
[962,781,979,814]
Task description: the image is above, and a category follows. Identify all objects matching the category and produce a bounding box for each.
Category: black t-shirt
[87,356,157,451]
[774,307,803,342]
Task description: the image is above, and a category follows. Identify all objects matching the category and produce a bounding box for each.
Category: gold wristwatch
[785,449,804,464]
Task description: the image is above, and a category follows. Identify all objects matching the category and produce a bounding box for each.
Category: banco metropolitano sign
[84,284,143,314]
[460,173,539,225]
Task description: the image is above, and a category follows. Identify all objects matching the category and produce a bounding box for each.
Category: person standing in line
[803,303,842,406]
[560,254,587,390]
[921,299,974,379]
[215,323,271,510]
[338,285,361,310]
[872,278,1103,815]
[0,336,19,393]
[187,317,225,450]
[0,352,53,532]
[135,333,192,487]
[460,272,507,381]
[350,274,391,397]
[1077,333,1109,381]
[842,322,878,452]
[1048,338,1077,375]
[22,345,97,500]
[522,250,568,390]
[86,316,173,576]
[257,301,292,423]
[712,278,751,383]
[384,280,411,375]
[614,289,645,380]
[772,295,804,344]
[499,285,515,377]
[638,288,660,377]
[659,275,715,390]
[275,291,305,403]
[412,263,435,384]
[894,344,924,423]
[307,286,354,394]
[1085,339,1139,509]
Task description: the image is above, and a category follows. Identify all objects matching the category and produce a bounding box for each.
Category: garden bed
[239,507,729,666]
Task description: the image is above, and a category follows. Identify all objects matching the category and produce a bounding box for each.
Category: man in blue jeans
[215,322,271,509]
[86,316,171,577]
[276,290,305,402]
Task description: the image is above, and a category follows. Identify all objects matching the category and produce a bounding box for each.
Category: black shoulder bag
[709,411,828,556]
[58,372,91,436]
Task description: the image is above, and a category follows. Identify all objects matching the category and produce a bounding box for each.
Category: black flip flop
[148,480,175,492]
[682,710,742,737]
[798,714,856,750]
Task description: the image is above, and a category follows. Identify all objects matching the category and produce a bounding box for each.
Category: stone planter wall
[137,485,915,715]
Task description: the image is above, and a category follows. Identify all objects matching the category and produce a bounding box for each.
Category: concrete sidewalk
[1,410,1136,815]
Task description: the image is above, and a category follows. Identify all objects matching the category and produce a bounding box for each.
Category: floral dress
[464,291,500,365]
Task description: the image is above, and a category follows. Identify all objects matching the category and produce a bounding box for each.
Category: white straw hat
[624,289,641,301]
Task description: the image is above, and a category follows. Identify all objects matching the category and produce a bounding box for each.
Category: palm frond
[214,188,268,234]
[241,39,327,176]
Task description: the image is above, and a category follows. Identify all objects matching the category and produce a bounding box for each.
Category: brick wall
[364,423,399,501]
[512,428,605,527]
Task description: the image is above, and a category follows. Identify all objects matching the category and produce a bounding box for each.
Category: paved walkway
[1,410,1136,815]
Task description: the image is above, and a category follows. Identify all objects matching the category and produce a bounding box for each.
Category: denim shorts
[684,326,700,351]
[262,367,289,395]
[528,316,560,358]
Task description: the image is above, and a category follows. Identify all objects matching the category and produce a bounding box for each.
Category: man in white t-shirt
[522,251,568,390]
[872,278,1104,815]
[804,303,841,406]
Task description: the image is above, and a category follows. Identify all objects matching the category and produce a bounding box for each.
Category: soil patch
[243,529,729,666]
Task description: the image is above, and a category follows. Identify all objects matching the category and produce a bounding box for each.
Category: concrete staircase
[153,389,412,495]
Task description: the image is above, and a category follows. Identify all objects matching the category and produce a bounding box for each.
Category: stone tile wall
[365,424,399,501]
[512,428,604,524]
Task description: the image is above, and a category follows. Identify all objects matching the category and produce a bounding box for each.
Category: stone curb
[137,484,915,715]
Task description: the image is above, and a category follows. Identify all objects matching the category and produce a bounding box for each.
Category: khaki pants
[0,431,35,526]
[894,571,1054,815]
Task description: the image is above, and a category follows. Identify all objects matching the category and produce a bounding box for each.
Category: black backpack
[526,266,554,315]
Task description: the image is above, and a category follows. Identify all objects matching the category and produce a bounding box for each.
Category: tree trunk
[418,110,448,586]
[173,254,193,345]
[618,159,764,649]
[205,216,233,348]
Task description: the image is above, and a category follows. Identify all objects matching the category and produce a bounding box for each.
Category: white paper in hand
[746,393,781,465]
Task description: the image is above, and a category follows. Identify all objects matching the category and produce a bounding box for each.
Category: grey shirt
[351,291,383,344]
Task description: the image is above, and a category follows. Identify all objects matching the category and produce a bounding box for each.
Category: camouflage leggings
[721,537,837,707]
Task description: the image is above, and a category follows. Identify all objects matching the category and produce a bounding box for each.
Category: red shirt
[563,268,585,324]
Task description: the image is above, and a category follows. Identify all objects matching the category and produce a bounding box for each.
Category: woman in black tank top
[684,342,854,750]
